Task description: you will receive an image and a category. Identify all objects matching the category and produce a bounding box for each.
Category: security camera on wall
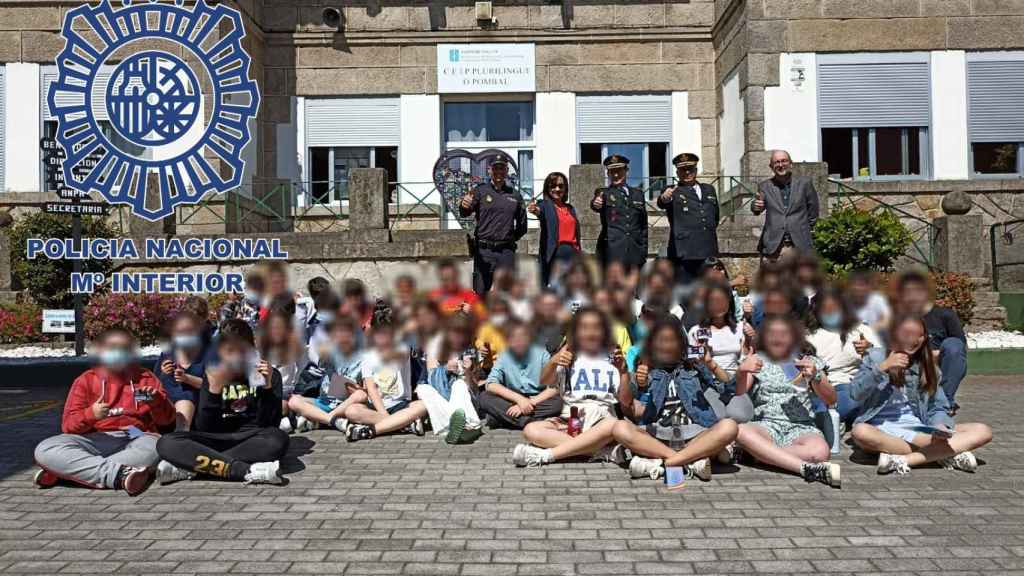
[322,7,342,29]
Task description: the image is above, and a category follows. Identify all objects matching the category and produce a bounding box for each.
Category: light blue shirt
[486,345,550,396]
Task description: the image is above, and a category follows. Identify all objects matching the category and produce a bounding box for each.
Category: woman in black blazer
[528,172,581,287]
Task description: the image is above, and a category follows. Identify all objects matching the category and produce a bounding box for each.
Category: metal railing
[830,179,942,269]
[990,219,1024,291]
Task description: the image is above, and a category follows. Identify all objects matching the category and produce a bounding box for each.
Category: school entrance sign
[48,0,260,221]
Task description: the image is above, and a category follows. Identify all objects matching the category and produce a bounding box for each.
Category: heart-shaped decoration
[432,148,520,231]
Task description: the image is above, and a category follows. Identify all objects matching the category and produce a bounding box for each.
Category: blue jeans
[832,383,860,425]
[938,337,967,404]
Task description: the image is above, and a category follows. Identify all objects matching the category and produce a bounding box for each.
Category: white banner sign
[42,309,76,334]
[437,43,535,93]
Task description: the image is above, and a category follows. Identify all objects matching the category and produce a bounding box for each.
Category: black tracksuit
[157,370,289,481]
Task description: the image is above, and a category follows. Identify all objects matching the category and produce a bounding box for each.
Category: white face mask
[490,314,508,327]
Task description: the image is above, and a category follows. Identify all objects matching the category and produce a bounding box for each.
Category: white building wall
[4,63,40,192]
[719,70,744,176]
[931,51,969,180]
[764,52,819,163]
[399,94,441,202]
[670,91,703,173]
[275,96,300,182]
[534,92,575,181]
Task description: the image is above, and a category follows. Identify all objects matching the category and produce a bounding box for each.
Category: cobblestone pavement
[1,376,1023,575]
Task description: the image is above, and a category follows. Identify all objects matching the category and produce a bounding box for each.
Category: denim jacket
[640,363,735,428]
[427,365,457,401]
[850,348,954,429]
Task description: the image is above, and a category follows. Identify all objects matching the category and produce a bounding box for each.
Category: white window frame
[966,51,1024,179]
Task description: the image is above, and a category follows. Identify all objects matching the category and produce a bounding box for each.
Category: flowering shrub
[813,207,913,275]
[934,272,976,326]
[0,302,49,345]
[84,293,187,345]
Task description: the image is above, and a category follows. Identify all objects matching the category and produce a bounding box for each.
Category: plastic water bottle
[247,351,265,392]
[567,406,583,437]
[828,406,841,455]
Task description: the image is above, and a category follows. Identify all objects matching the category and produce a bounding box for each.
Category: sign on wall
[42,310,76,334]
[437,44,536,93]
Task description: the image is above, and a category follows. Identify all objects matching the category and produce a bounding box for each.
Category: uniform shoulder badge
[485,194,493,203]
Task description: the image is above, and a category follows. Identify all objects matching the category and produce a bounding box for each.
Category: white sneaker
[628,456,664,480]
[243,461,284,485]
[591,443,630,466]
[940,451,978,473]
[877,453,911,476]
[687,457,713,482]
[717,443,735,464]
[279,416,293,434]
[295,416,315,433]
[512,444,550,467]
[156,460,194,485]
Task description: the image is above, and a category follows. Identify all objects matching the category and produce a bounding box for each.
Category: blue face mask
[820,311,843,330]
[243,290,261,305]
[98,348,134,371]
[316,310,336,324]
[173,334,201,350]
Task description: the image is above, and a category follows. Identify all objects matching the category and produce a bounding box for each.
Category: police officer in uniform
[459,154,528,295]
[657,153,719,285]
[591,154,648,271]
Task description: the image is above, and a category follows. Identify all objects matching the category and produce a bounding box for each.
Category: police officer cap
[489,153,510,168]
[603,154,630,169]
[672,152,700,169]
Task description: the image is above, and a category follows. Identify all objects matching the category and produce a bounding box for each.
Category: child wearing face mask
[34,327,175,496]
[416,312,486,444]
[155,319,289,486]
[475,294,511,371]
[734,315,841,488]
[806,286,883,427]
[259,310,307,433]
[289,315,366,433]
[155,311,209,431]
[850,314,992,476]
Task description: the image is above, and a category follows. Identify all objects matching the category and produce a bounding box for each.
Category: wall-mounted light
[475,1,495,25]
[322,7,342,29]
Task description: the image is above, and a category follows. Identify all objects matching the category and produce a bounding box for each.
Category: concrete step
[968,305,1008,331]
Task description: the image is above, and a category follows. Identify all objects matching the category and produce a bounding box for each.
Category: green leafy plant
[813,207,913,276]
[933,272,976,326]
[6,212,117,309]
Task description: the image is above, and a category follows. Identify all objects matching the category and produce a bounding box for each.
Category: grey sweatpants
[34,431,160,489]
[705,389,754,423]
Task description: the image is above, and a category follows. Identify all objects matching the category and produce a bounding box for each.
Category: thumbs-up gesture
[853,332,872,356]
[527,200,540,215]
[553,344,574,368]
[591,189,604,210]
[880,351,911,372]
[460,191,474,210]
[658,186,674,204]
[738,353,763,375]
[635,363,650,389]
[753,189,765,213]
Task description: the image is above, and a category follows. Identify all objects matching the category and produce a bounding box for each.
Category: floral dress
[748,354,825,446]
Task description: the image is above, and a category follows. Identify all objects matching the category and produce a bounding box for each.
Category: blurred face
[446,326,469,351]
[707,288,730,319]
[892,318,926,354]
[490,163,508,186]
[677,165,698,184]
[396,278,415,297]
[647,275,669,298]
[574,312,607,354]
[651,326,683,365]
[763,291,791,315]
[770,151,792,178]
[489,301,510,324]
[439,266,459,291]
[547,175,566,202]
[592,289,612,315]
[415,306,439,333]
[536,294,561,321]
[268,271,288,296]
[817,297,844,330]
[330,325,357,354]
[371,326,395,351]
[507,326,532,357]
[607,166,627,187]
[266,315,290,345]
[759,272,781,291]
[763,320,796,360]
[567,267,588,291]
[796,264,816,286]
[218,340,250,374]
[847,278,871,304]
[98,332,135,373]
[654,259,675,279]
[899,281,930,313]
[703,264,727,281]
[171,316,201,349]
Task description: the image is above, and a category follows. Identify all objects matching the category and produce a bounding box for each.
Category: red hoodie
[61,366,176,435]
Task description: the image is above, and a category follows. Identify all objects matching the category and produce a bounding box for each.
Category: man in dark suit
[591,154,648,271]
[752,149,820,263]
[459,154,528,295]
[657,152,719,285]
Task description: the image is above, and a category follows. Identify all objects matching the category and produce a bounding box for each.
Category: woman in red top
[529,172,581,287]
